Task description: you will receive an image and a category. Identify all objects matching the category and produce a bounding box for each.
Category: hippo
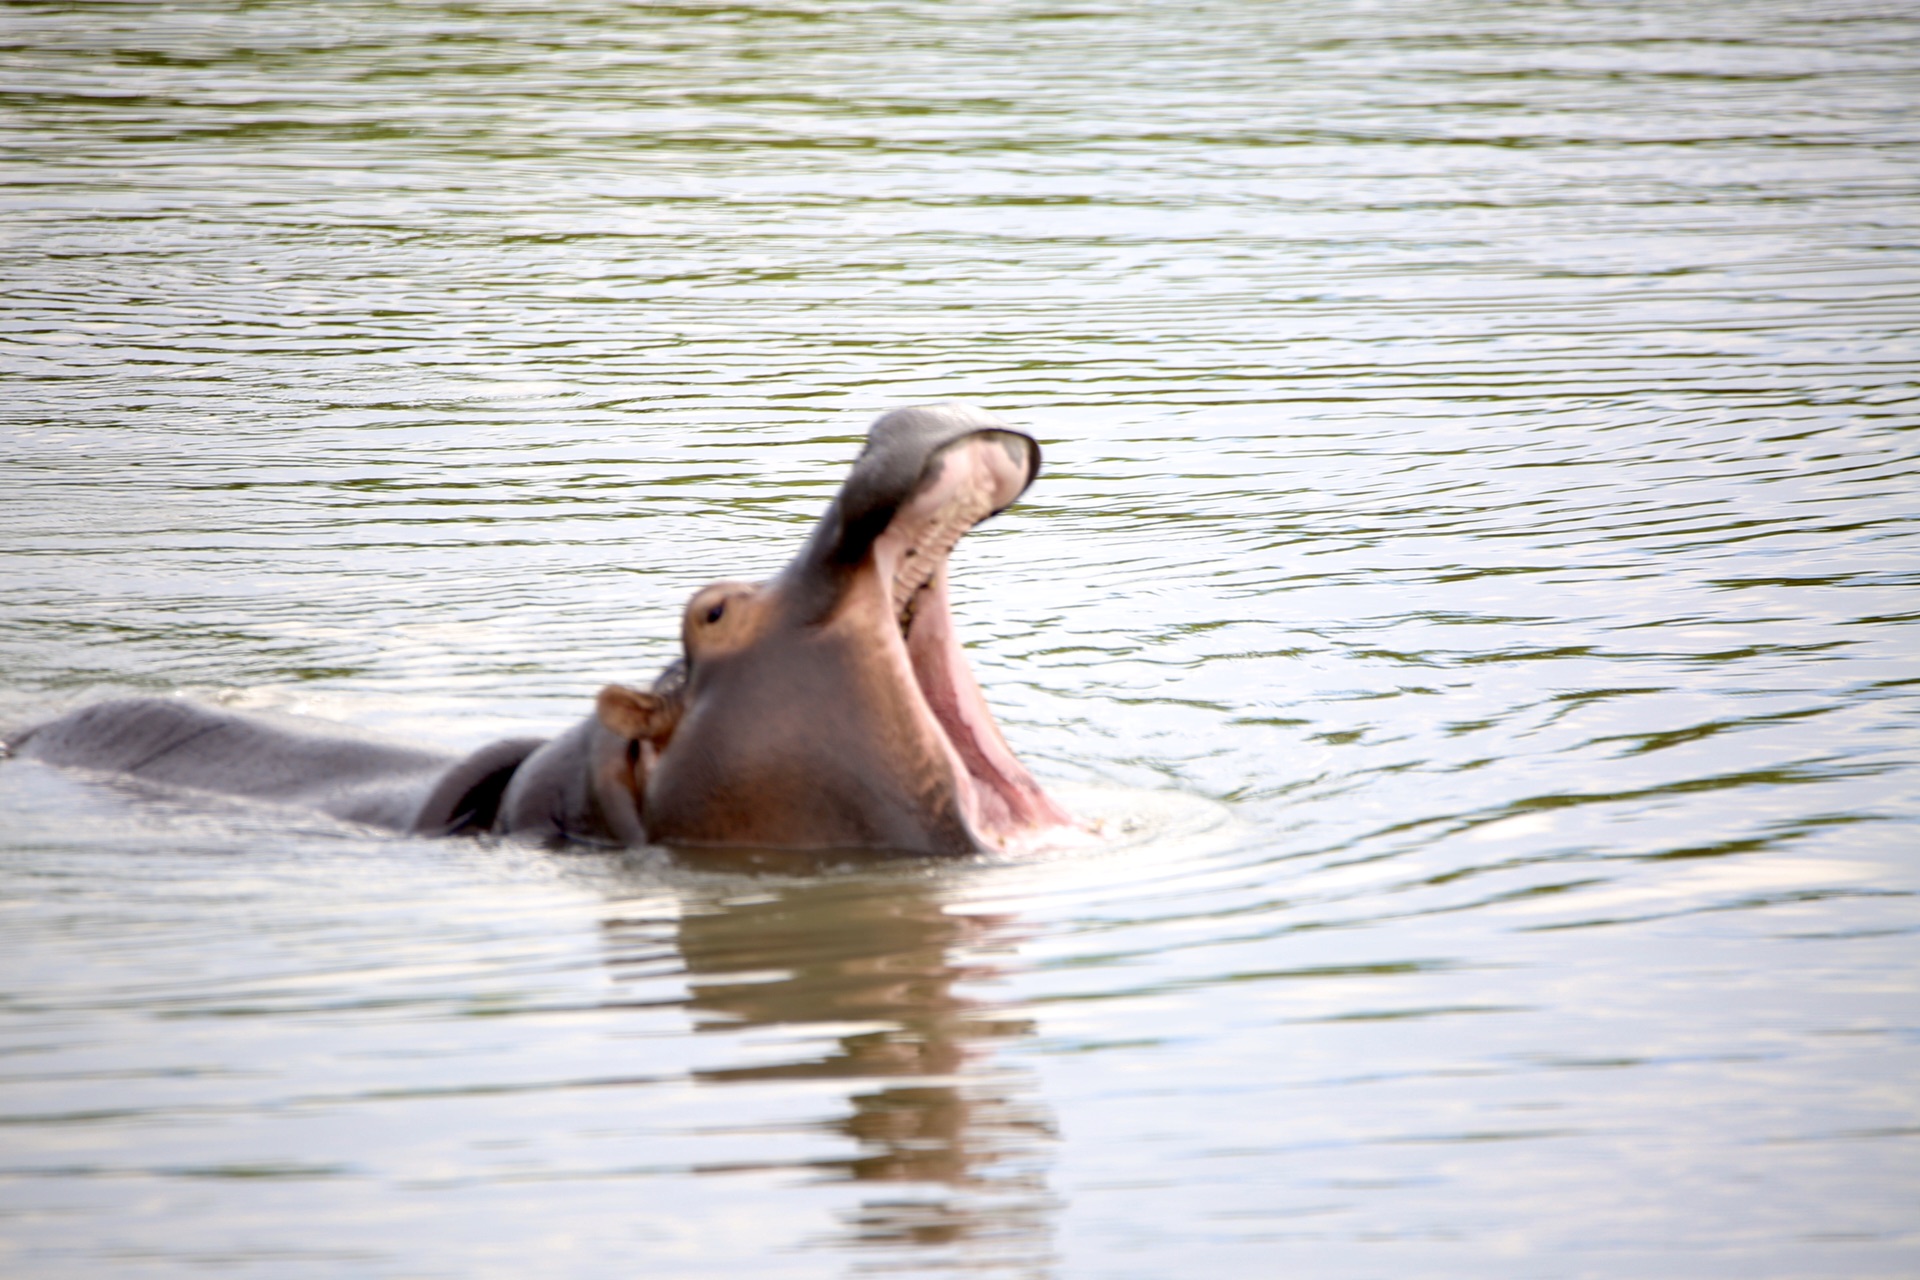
[4,404,1076,857]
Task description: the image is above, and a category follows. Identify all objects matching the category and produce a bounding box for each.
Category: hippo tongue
[870,431,1075,845]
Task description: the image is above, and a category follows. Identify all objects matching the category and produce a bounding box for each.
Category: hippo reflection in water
[8,404,1078,856]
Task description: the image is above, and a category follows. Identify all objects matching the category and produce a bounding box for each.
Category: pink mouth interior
[871,433,1075,848]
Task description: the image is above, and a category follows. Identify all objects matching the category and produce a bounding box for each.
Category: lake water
[2,1,1918,1275]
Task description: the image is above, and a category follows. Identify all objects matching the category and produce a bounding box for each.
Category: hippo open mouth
[871,428,1072,847]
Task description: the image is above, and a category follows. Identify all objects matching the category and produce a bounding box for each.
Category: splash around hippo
[4,404,1080,857]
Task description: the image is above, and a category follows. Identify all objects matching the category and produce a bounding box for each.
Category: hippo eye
[705,601,726,624]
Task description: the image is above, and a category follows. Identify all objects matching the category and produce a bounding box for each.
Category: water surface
[3,1,1918,1276]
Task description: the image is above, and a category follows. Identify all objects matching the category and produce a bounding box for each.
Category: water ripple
[4,0,1920,1274]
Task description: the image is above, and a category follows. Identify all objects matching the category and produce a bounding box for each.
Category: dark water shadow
[597,847,1059,1273]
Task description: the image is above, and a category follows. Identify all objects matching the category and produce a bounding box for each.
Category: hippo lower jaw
[902,566,1074,850]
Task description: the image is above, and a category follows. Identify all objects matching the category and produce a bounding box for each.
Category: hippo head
[595,404,1075,856]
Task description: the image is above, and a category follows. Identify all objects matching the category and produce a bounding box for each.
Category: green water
[2,1,1917,1275]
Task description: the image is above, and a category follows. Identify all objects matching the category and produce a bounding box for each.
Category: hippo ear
[596,685,676,744]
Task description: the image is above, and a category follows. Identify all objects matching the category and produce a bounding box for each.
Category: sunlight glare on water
[2,0,1918,1276]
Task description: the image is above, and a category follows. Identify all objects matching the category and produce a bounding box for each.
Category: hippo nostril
[705,601,726,624]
